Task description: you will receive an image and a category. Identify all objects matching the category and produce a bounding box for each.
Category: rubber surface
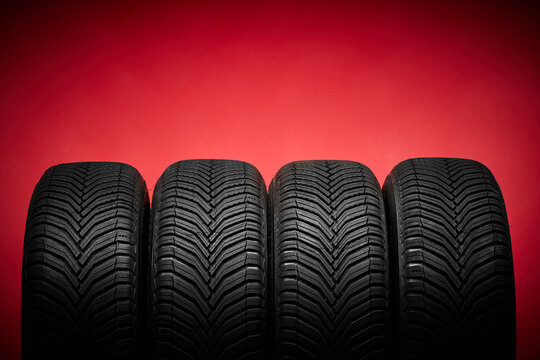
[21,162,149,359]
[383,158,516,359]
[149,160,268,360]
[269,160,390,360]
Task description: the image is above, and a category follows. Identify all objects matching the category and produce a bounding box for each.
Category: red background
[1,1,538,358]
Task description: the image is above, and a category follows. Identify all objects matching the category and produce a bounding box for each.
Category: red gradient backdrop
[1,1,539,358]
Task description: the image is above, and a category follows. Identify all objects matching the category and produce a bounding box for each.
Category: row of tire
[22,158,516,359]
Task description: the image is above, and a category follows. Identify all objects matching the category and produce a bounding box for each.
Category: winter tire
[383,158,516,359]
[21,162,149,359]
[149,160,268,359]
[269,160,390,360]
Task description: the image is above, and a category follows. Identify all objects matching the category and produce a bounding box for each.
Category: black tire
[149,160,268,359]
[383,158,516,359]
[21,162,149,359]
[269,160,390,360]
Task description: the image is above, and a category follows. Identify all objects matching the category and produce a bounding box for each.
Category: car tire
[21,162,149,359]
[148,159,268,359]
[383,158,516,359]
[269,160,390,360]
